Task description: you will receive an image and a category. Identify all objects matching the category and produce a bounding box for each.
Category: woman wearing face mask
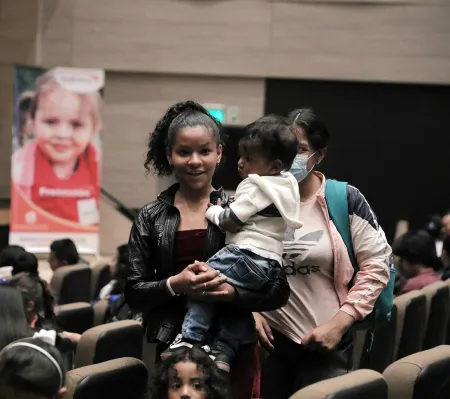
[255,108,391,399]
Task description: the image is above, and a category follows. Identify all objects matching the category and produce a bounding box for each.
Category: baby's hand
[208,199,222,208]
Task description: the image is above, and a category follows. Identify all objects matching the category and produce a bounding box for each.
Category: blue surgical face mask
[289,153,316,182]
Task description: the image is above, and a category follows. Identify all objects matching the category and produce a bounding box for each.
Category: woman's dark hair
[393,230,443,271]
[145,101,222,176]
[240,115,299,170]
[287,108,330,151]
[11,252,39,276]
[50,239,79,265]
[0,337,66,397]
[151,346,229,399]
[0,245,26,268]
[110,244,129,295]
[0,286,33,351]
[7,273,56,324]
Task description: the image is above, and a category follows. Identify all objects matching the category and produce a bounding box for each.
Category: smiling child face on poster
[31,76,102,180]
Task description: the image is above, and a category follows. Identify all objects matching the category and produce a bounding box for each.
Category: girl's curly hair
[144,101,223,176]
[150,346,230,399]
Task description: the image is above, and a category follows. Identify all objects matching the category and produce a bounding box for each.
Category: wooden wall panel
[277,0,448,4]
[0,0,37,64]
[0,65,14,198]
[38,0,74,66]
[65,0,450,83]
[0,0,38,198]
[72,0,271,75]
[102,72,265,208]
[269,2,450,83]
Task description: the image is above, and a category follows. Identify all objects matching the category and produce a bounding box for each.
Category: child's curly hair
[150,346,230,399]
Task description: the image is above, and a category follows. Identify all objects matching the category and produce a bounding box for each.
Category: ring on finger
[202,290,206,296]
[204,282,207,291]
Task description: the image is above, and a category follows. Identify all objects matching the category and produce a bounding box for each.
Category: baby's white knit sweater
[206,171,303,264]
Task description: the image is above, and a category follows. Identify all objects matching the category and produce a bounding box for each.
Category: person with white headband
[0,337,67,399]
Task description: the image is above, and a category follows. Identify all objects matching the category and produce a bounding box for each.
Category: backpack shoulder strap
[325,179,357,272]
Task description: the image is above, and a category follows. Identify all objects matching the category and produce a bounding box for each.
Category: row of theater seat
[53,273,450,397]
[66,357,148,399]
[63,344,450,398]
[52,309,144,369]
[50,261,111,304]
[352,281,450,373]
[55,299,111,334]
[291,345,450,399]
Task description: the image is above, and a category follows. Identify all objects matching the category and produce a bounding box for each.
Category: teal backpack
[325,180,395,341]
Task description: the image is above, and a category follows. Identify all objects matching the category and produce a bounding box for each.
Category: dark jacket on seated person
[125,184,290,345]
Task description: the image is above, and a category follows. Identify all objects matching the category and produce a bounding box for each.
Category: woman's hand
[302,311,354,350]
[170,261,228,296]
[186,261,237,302]
[253,312,274,350]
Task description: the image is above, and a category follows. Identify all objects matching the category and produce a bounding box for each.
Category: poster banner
[10,66,104,254]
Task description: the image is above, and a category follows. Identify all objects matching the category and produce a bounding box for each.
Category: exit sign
[203,103,240,125]
[206,108,225,123]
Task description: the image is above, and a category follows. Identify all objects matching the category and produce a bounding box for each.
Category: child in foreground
[153,346,229,399]
[163,115,303,372]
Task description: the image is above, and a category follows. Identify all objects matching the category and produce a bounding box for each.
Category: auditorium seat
[74,320,143,368]
[421,282,450,350]
[383,345,450,399]
[289,369,387,399]
[93,299,109,326]
[50,264,92,305]
[394,291,427,360]
[66,357,148,399]
[55,302,93,334]
[90,261,111,300]
[357,304,397,372]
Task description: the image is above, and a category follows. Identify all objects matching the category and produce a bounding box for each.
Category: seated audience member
[11,251,39,276]
[0,249,38,280]
[442,210,450,237]
[0,337,67,399]
[151,346,229,399]
[393,230,442,294]
[8,273,81,344]
[441,235,450,281]
[0,245,26,267]
[0,285,76,358]
[0,286,33,351]
[98,244,128,301]
[0,246,26,280]
[48,239,86,272]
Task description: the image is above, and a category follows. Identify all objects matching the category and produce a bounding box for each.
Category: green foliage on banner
[15,66,45,94]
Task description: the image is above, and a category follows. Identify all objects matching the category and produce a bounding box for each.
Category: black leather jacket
[125,184,290,344]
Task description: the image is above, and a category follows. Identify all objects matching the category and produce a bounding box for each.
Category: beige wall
[0,0,38,198]
[1,0,450,253]
[52,0,450,84]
